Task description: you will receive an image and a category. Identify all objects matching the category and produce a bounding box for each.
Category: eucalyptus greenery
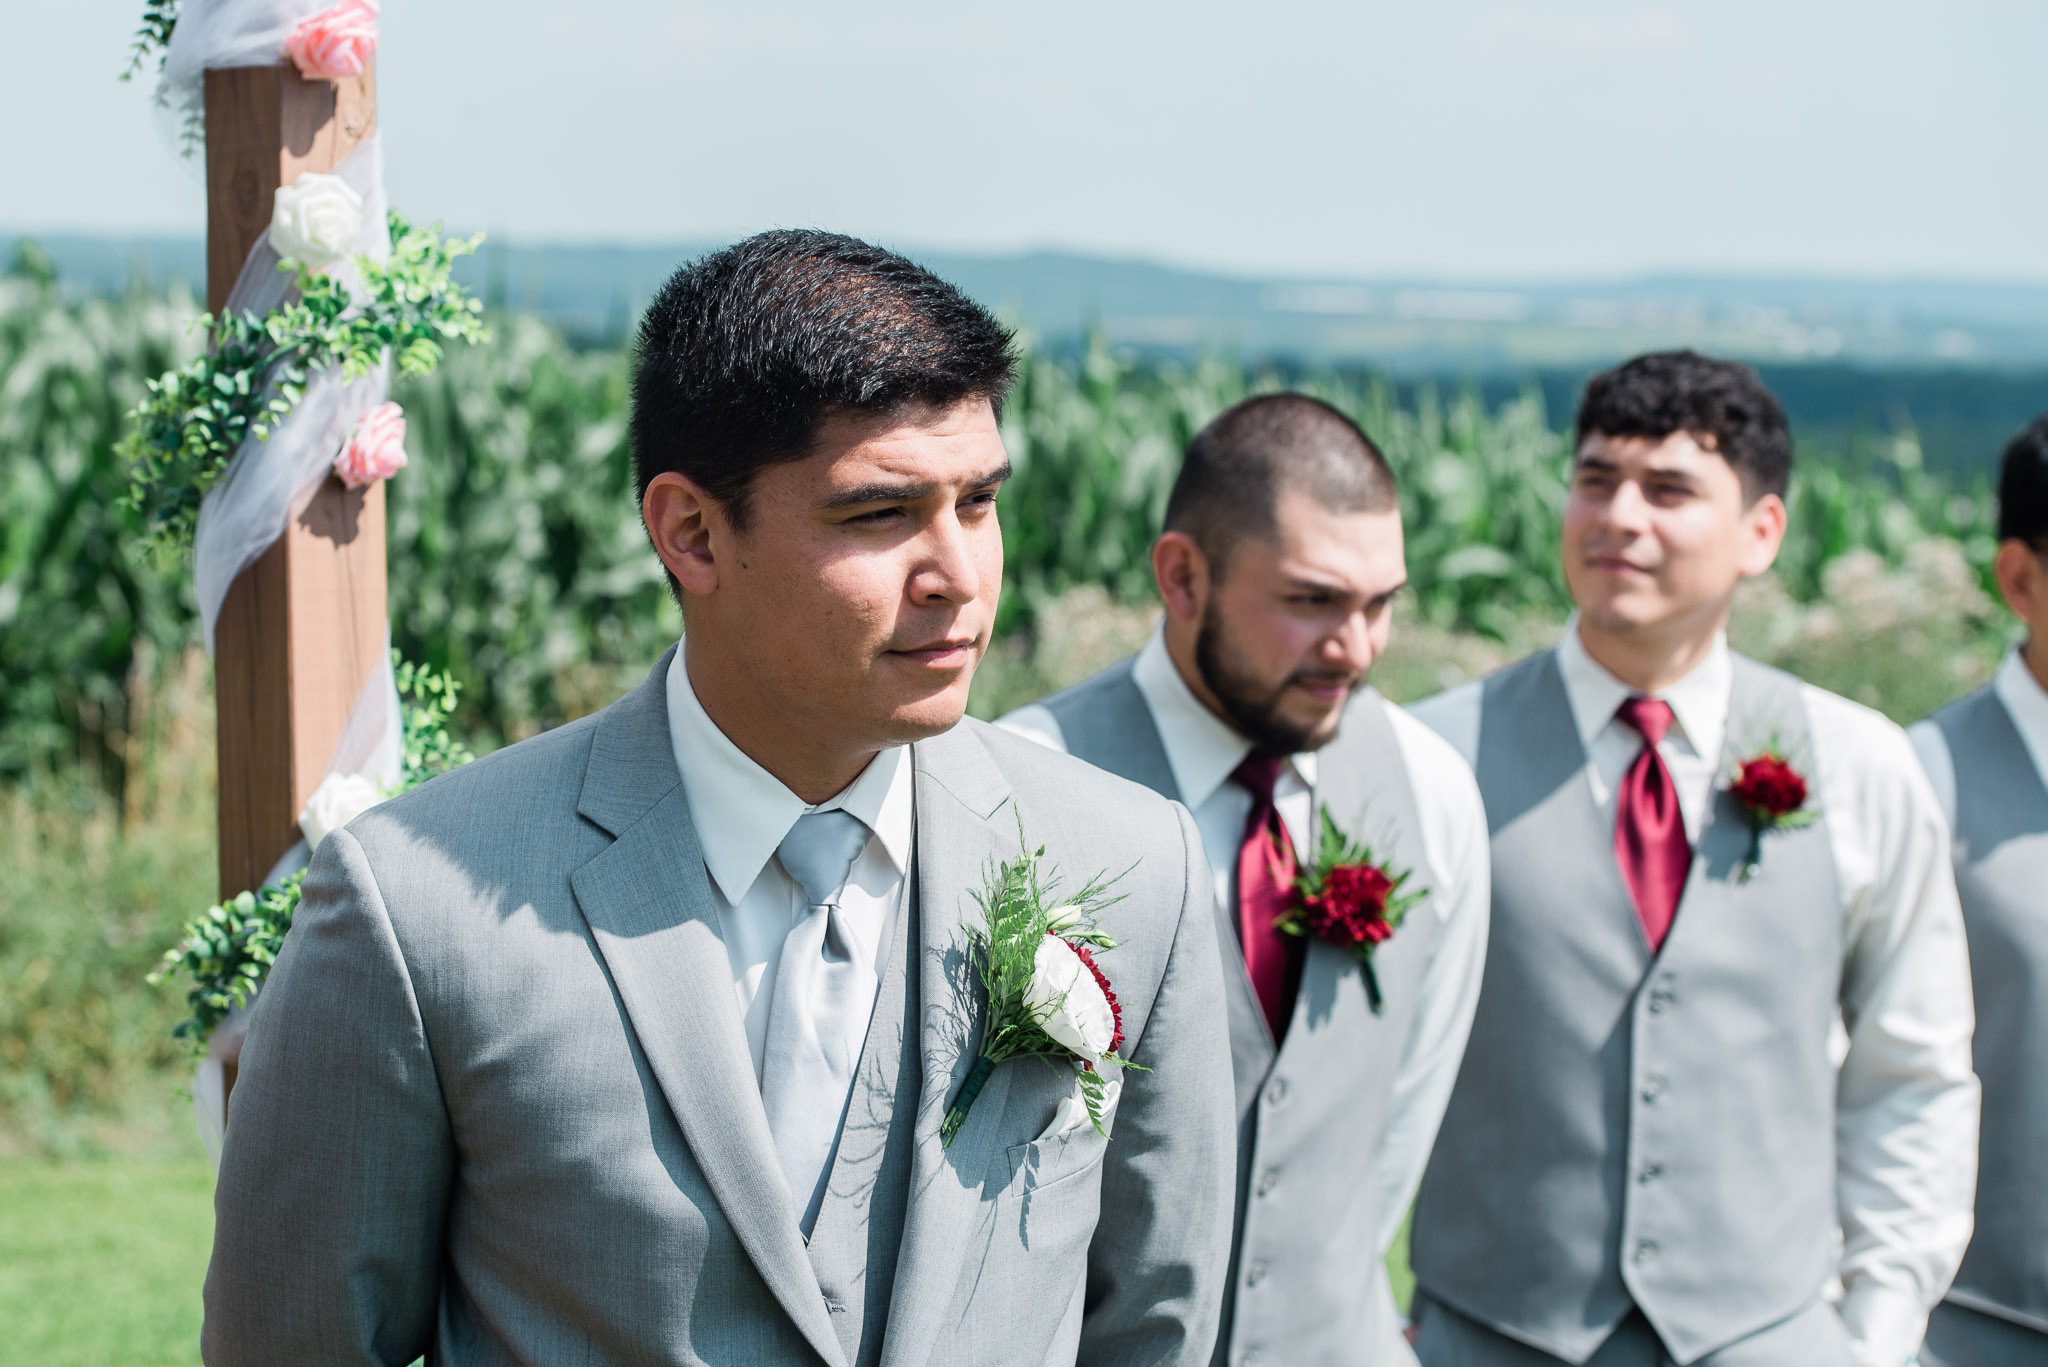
[118,213,485,548]
[122,1,180,82]
[150,656,475,1050]
[940,839,1133,1144]
[396,653,475,785]
[150,873,303,1049]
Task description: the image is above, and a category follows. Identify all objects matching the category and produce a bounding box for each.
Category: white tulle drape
[155,0,331,155]
[167,0,405,1160]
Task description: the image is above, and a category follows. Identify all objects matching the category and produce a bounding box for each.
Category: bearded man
[1003,393,1492,1367]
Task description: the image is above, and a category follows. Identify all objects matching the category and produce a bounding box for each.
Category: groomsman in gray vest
[1910,413,2048,1367]
[1408,351,1979,1367]
[1002,394,1493,1367]
[202,231,1239,1367]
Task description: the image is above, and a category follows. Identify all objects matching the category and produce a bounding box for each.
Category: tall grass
[0,261,2008,795]
[0,261,2020,1148]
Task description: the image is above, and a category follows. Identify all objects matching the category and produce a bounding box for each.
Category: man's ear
[1736,491,1788,579]
[1994,537,2046,625]
[643,471,724,598]
[1152,530,1212,622]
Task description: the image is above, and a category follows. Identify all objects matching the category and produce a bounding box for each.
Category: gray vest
[1931,686,2048,1334]
[1413,649,1842,1365]
[1044,659,1446,1367]
[804,877,921,1366]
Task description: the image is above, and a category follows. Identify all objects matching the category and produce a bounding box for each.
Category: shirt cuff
[1837,1284,1932,1367]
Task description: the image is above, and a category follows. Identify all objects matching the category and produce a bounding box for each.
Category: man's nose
[912,509,984,606]
[1319,612,1374,674]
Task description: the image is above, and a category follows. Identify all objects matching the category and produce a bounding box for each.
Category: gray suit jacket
[203,650,1238,1367]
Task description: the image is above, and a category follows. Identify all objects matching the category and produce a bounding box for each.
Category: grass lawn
[0,1152,213,1367]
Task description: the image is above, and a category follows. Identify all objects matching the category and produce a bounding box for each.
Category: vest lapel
[568,653,848,1367]
[879,723,1023,1367]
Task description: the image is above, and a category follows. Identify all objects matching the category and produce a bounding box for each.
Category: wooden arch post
[205,59,387,1090]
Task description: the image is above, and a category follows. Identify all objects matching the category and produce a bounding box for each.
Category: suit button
[1640,1075,1666,1102]
[1638,1163,1662,1184]
[1647,987,1675,1014]
[1266,1078,1288,1105]
[1633,1240,1659,1265]
[1256,1169,1278,1196]
[1247,1260,1268,1286]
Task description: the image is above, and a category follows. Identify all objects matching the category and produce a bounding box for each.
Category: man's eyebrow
[818,461,1013,511]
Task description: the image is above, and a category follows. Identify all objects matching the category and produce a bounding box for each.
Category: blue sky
[10,1,2046,281]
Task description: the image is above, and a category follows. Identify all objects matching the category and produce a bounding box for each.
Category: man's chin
[872,686,974,745]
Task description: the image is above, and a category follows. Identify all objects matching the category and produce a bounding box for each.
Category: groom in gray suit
[203,230,1238,1367]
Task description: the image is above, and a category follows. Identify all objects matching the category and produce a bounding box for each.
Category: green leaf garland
[117,211,485,548]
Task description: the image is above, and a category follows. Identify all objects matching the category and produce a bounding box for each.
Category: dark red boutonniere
[1275,809,1427,1014]
[1729,749,1817,883]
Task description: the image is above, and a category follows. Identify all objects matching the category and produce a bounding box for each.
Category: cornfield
[0,251,2014,806]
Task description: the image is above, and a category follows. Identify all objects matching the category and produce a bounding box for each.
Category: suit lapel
[568,652,847,1367]
[879,722,1021,1367]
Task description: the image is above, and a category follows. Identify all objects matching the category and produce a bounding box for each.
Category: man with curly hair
[1409,351,1978,1367]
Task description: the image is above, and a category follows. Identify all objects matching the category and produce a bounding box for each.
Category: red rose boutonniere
[1275,809,1427,1014]
[1729,749,1817,882]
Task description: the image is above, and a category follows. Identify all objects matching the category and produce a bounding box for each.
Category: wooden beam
[203,60,386,902]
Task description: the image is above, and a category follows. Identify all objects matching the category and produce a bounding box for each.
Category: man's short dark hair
[630,230,1016,536]
[1998,413,2048,550]
[1163,393,1397,572]
[1574,350,1793,502]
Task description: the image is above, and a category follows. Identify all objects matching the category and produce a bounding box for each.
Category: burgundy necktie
[1614,697,1690,951]
[1232,750,1302,1041]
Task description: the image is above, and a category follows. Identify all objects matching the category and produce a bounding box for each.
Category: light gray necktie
[760,808,878,1237]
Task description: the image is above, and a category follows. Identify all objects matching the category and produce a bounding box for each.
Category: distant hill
[11,231,2047,470]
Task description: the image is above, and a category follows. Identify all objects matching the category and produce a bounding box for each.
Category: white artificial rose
[299,771,383,849]
[1025,935,1118,1063]
[267,172,364,271]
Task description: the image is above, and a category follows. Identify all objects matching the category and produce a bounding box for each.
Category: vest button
[1241,1354,1262,1367]
[1640,1075,1666,1102]
[1647,989,1673,1014]
[1638,1162,1663,1184]
[1247,1260,1268,1286]
[1257,1169,1279,1196]
[1633,1240,1659,1265]
[1266,1078,1288,1105]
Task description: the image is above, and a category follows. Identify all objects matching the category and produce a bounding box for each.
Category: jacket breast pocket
[993,1130,1105,1255]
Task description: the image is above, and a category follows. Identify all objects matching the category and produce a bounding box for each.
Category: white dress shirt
[1909,646,2048,827]
[1001,627,1492,1260]
[1412,619,1980,1367]
[665,646,914,1081]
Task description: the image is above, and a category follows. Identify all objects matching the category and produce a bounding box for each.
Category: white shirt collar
[1129,624,1318,808]
[1994,646,2048,781]
[664,645,913,906]
[1554,613,1732,762]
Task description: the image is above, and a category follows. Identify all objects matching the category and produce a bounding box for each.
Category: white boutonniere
[940,837,1145,1145]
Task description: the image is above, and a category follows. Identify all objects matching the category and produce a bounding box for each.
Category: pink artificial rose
[286,0,380,80]
[334,401,408,489]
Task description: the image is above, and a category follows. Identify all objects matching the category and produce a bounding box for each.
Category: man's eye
[845,507,903,526]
